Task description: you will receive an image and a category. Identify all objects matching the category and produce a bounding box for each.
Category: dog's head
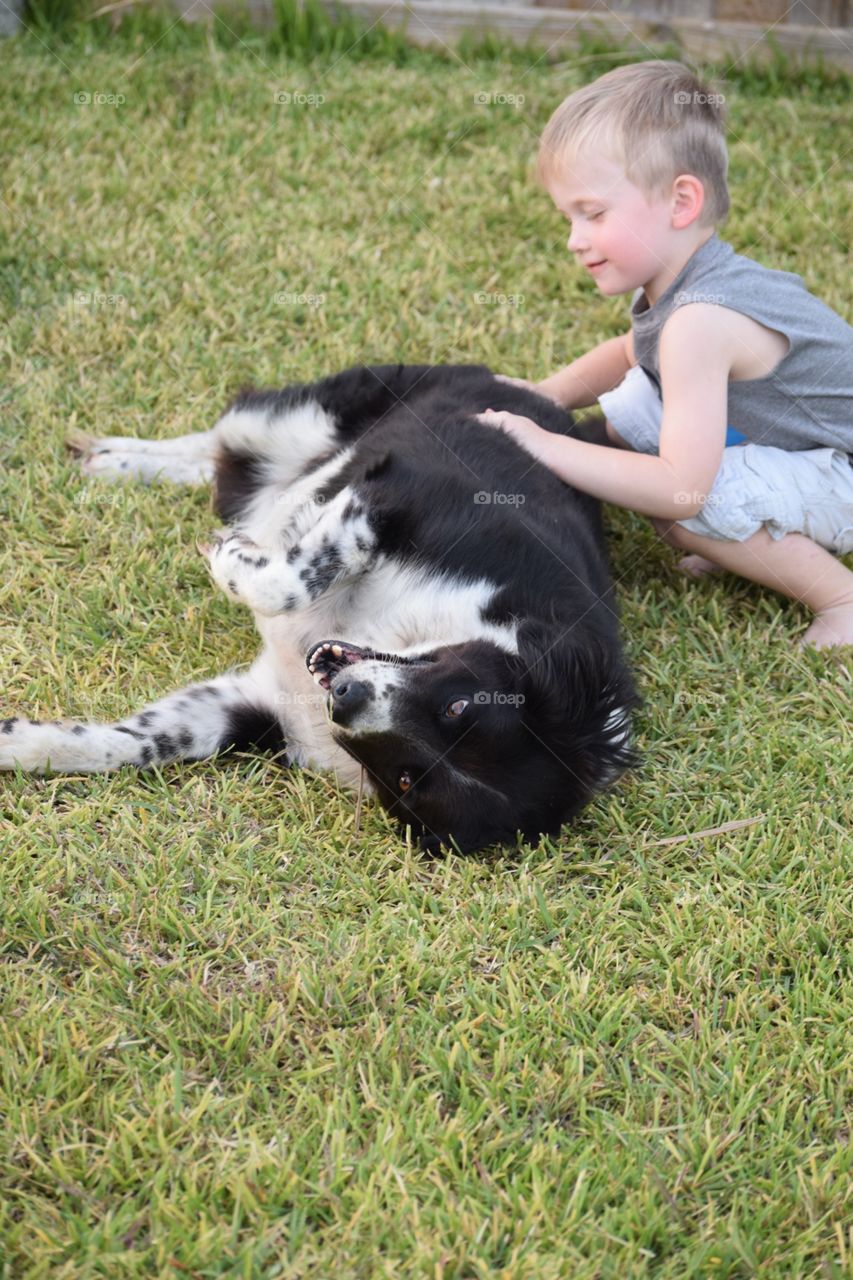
[307,624,639,854]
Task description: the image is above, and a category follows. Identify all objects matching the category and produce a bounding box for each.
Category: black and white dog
[1,363,638,852]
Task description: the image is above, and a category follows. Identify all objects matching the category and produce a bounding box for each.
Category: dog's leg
[0,656,286,775]
[68,429,219,485]
[223,363,485,450]
[68,363,488,491]
[211,363,496,522]
[68,364,488,501]
[200,485,377,615]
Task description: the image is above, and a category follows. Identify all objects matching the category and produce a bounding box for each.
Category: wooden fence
[147,0,853,71]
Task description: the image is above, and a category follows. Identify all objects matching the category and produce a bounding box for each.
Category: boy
[478,60,853,649]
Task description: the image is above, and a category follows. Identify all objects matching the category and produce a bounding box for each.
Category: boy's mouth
[587,259,607,272]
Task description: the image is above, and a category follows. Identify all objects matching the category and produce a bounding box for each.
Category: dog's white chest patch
[343,563,518,655]
[259,562,516,663]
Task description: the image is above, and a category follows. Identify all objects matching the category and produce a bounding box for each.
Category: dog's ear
[514,620,641,788]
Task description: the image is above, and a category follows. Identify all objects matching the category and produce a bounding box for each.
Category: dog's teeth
[331,644,343,656]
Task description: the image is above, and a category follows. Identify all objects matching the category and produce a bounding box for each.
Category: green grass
[1,18,852,1279]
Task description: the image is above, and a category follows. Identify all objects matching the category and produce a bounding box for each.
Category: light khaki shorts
[599,366,853,554]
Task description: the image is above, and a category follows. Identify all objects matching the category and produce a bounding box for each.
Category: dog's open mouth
[306,640,390,690]
[306,640,434,690]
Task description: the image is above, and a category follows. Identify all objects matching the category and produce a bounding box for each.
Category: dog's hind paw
[66,428,98,458]
[67,432,217,485]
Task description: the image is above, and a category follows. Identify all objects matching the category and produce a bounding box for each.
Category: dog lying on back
[1,362,639,852]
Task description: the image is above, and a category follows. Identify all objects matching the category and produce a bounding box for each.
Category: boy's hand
[475,408,554,462]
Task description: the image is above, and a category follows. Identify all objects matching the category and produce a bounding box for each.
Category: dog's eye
[398,770,412,792]
[445,698,469,718]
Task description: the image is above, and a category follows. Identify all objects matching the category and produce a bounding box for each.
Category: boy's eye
[564,210,604,225]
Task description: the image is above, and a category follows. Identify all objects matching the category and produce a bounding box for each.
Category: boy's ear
[671,174,705,229]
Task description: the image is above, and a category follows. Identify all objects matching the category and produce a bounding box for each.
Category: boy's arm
[536,332,633,409]
[654,305,730,511]
[481,306,731,520]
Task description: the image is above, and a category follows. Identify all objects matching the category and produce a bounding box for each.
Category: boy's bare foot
[799,603,853,650]
[677,554,725,578]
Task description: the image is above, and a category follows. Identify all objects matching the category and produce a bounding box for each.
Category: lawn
[0,12,851,1277]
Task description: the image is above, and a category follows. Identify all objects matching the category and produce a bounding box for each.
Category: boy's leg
[655,442,853,649]
[657,520,853,649]
[651,517,724,577]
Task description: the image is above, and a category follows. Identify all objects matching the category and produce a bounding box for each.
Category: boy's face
[545,152,677,299]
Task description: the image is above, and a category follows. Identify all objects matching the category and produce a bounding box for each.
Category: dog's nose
[330,678,371,724]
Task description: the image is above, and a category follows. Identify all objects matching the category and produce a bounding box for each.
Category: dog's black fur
[2,362,639,853]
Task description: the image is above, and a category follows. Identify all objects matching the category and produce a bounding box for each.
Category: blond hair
[538,61,729,227]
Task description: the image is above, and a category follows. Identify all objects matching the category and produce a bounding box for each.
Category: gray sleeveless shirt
[631,234,853,455]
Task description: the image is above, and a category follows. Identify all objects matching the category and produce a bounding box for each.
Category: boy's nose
[567,226,589,254]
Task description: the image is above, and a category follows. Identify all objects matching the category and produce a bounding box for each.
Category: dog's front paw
[198,530,281,609]
[0,717,62,772]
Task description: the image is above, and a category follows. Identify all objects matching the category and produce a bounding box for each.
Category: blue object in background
[725,426,747,446]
